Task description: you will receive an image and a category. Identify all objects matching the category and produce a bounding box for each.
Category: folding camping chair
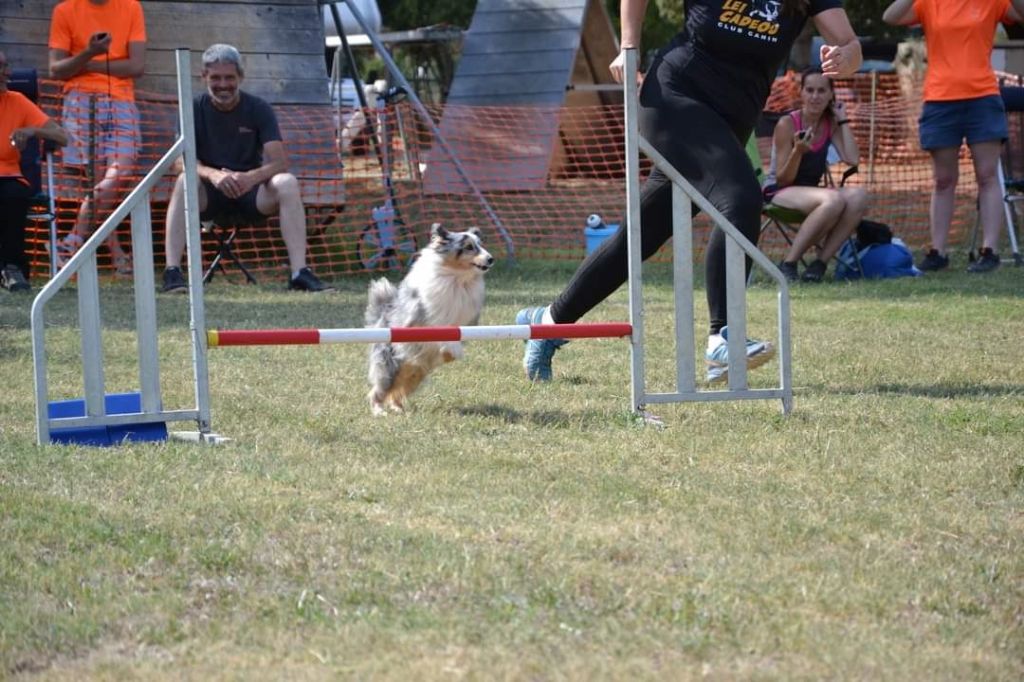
[967,85,1024,267]
[8,68,60,276]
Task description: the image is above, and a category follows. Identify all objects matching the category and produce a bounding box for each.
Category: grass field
[1,258,1022,680]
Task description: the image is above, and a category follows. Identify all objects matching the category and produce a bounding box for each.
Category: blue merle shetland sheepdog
[365,223,494,415]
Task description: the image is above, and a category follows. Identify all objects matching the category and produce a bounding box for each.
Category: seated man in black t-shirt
[161,43,332,293]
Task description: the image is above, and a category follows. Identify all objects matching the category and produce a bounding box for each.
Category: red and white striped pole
[207,323,632,348]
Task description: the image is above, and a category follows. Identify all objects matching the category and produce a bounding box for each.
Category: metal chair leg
[203,225,258,285]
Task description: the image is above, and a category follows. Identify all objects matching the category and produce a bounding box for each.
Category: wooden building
[424,0,621,192]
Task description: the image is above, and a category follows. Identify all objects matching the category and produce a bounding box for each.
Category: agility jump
[30,48,793,445]
[208,48,792,416]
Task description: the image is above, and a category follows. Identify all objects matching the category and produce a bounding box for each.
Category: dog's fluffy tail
[366,277,400,409]
[365,277,397,327]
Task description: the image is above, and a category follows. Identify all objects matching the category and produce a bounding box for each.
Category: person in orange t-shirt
[0,51,69,292]
[884,0,1024,274]
[48,0,146,276]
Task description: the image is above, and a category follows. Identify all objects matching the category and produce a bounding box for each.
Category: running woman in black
[516,0,861,383]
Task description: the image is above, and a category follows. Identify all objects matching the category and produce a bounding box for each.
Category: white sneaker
[113,254,133,277]
[705,326,775,384]
[52,234,83,270]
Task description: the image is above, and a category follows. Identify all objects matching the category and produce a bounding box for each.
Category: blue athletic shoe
[705,325,775,384]
[515,306,567,381]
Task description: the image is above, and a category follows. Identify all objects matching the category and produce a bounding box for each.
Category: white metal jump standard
[31,49,219,445]
[621,49,793,414]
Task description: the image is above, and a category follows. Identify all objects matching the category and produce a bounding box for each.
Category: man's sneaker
[1,264,30,293]
[705,326,776,385]
[288,267,335,292]
[778,260,799,283]
[515,306,567,381]
[917,249,949,272]
[967,248,1000,273]
[801,259,827,283]
[161,266,187,294]
[52,235,82,270]
[114,254,133,278]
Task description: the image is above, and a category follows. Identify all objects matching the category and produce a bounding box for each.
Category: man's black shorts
[200,180,267,224]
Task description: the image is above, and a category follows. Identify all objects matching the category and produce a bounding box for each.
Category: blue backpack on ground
[835,237,922,281]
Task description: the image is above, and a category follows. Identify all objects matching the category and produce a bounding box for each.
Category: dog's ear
[466,227,481,237]
[430,223,450,241]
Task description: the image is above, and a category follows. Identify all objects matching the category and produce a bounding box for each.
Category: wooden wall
[446,0,589,106]
[0,0,330,104]
[424,0,618,192]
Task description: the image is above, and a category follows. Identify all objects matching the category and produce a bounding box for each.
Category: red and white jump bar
[208,323,632,348]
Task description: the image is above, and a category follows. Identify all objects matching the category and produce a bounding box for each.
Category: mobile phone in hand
[94,32,110,41]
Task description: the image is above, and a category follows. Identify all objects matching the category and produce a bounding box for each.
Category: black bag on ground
[856,219,893,246]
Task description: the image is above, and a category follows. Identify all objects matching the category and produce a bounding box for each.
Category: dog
[365,223,494,415]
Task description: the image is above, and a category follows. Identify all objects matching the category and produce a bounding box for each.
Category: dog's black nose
[485,255,495,266]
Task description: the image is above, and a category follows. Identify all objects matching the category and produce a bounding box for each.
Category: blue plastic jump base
[48,392,168,446]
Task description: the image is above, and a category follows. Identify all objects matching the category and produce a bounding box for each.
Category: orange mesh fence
[26,71,1024,280]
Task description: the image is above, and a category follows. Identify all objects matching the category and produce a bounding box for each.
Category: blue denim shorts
[918,95,1008,150]
[61,90,141,167]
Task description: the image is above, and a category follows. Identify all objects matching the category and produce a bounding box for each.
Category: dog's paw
[441,342,464,363]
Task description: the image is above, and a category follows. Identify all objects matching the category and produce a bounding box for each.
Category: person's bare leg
[163,172,209,268]
[817,187,870,262]
[928,146,960,254]
[68,160,131,262]
[969,141,1004,251]
[771,186,844,262]
[256,173,307,272]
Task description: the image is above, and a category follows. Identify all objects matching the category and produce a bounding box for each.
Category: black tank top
[788,110,832,187]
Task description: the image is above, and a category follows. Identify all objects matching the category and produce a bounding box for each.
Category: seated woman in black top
[764,68,868,283]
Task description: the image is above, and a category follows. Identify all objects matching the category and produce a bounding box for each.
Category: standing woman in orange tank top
[884,0,1024,273]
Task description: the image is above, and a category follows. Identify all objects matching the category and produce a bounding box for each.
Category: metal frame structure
[25,148,60,275]
[335,0,516,260]
[621,49,793,414]
[30,50,217,445]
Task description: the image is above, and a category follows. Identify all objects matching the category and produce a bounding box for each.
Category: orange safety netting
[25,71,1024,279]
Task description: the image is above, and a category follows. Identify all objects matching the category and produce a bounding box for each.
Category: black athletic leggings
[550,61,763,336]
[0,177,33,275]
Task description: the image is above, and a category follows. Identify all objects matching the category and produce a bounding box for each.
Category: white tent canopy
[322,0,382,37]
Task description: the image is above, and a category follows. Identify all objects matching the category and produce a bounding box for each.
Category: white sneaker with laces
[705,326,775,384]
